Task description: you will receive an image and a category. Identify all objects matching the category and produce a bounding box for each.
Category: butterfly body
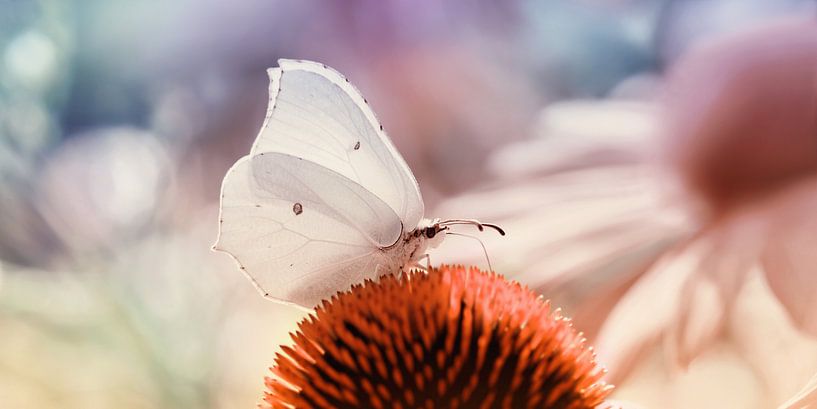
[394,217,447,263]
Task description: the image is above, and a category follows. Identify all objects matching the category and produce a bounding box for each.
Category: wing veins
[273,158,391,247]
[273,99,370,187]
[271,101,350,156]
[269,117,347,162]
[289,250,380,283]
[325,86,411,218]
[277,80,360,152]
[274,64,422,226]
[332,90,411,217]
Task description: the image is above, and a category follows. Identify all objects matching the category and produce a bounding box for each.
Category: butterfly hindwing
[215,154,400,306]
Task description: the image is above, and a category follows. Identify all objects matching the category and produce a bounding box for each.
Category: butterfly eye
[425,228,437,239]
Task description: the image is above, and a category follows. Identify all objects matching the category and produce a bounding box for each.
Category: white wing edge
[211,155,312,312]
[250,67,282,156]
[250,59,424,221]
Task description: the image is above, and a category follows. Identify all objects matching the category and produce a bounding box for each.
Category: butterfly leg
[412,253,431,271]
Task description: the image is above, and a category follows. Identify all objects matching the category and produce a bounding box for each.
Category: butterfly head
[415,218,506,250]
[414,218,446,249]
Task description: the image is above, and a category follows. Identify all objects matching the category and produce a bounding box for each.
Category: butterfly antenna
[440,219,506,236]
[445,231,494,272]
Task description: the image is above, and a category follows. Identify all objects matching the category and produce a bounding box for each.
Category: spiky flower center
[264,266,612,409]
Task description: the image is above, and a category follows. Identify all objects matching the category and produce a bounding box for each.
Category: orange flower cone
[263,265,613,409]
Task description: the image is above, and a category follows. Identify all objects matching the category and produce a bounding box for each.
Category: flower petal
[729,270,817,408]
[600,400,649,409]
[668,214,764,368]
[778,372,817,409]
[760,180,817,336]
[668,275,725,369]
[595,239,707,381]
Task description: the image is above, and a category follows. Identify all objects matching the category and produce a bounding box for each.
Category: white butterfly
[213,59,503,307]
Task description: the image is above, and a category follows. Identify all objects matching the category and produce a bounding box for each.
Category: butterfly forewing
[252,60,423,229]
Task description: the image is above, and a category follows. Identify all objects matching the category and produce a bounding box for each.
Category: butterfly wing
[215,153,402,307]
[251,59,424,229]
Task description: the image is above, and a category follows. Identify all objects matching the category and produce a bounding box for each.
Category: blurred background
[1,1,816,408]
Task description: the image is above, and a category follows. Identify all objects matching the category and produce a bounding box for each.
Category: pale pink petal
[595,239,709,382]
[433,164,687,286]
[487,100,657,179]
[596,225,759,381]
[778,372,817,409]
[529,219,683,339]
[563,258,656,341]
[667,275,725,369]
[730,270,817,408]
[667,214,765,367]
[520,207,683,289]
[600,400,649,409]
[760,179,817,336]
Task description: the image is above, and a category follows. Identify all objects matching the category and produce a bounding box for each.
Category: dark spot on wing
[293,202,303,215]
[379,125,383,131]
[354,141,360,150]
[255,204,261,208]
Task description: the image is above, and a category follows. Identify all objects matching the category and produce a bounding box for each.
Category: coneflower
[263,265,613,409]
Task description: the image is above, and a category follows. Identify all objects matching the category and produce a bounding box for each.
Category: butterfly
[213,59,504,307]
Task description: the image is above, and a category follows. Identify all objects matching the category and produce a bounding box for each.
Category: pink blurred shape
[598,17,817,408]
